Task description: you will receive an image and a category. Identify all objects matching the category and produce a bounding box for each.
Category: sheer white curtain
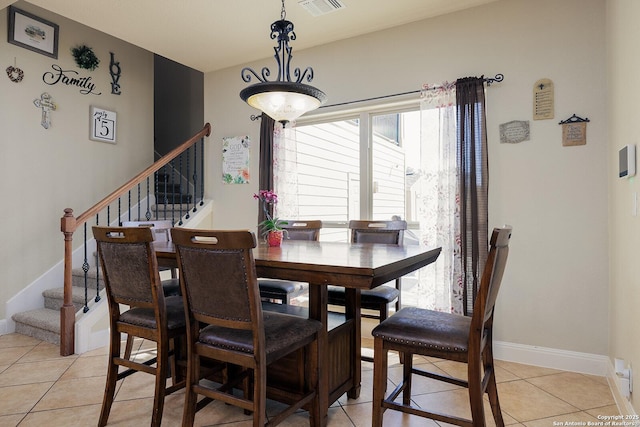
[273,123,299,219]
[416,82,464,314]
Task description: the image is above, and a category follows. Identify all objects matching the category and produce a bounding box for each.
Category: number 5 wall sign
[90,106,117,144]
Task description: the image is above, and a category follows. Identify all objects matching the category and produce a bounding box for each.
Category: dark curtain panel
[258,115,276,225]
[456,77,489,316]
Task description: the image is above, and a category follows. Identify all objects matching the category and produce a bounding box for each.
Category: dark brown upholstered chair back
[94,226,163,318]
[349,220,407,245]
[476,225,511,339]
[282,219,322,241]
[171,229,260,329]
[92,226,186,427]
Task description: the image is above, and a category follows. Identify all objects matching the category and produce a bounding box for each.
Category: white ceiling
[6,0,498,73]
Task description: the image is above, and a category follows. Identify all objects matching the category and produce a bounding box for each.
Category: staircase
[17,124,210,356]
[12,266,102,345]
[11,182,195,346]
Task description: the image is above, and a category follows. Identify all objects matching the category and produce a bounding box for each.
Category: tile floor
[0,332,620,426]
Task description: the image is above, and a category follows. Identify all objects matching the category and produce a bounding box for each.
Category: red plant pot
[267,230,283,247]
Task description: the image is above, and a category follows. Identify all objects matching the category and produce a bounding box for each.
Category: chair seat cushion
[119,296,186,331]
[198,312,321,364]
[161,278,181,297]
[371,306,470,354]
[327,285,400,306]
[258,279,307,294]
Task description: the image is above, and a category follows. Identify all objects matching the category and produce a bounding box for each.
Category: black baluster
[185,150,190,219]
[137,183,141,221]
[192,144,198,213]
[199,138,205,207]
[82,223,89,313]
[94,214,100,303]
[163,167,169,220]
[145,177,152,220]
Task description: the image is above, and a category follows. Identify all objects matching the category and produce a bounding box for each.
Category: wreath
[71,45,100,71]
[6,65,24,83]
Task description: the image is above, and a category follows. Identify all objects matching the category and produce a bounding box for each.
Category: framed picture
[90,107,117,144]
[7,6,59,59]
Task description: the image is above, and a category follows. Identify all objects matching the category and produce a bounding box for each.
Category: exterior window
[276,107,422,242]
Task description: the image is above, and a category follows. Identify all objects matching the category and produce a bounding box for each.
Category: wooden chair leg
[468,359,486,427]
[151,341,169,427]
[253,366,267,427]
[124,334,134,360]
[99,332,121,426]
[484,345,505,426]
[182,354,198,427]
[402,351,413,405]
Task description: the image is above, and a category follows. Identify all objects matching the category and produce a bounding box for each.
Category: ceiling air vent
[298,0,346,17]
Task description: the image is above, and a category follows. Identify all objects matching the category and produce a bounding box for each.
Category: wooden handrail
[59,123,211,355]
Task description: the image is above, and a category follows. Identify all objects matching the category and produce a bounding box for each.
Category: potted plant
[254,190,287,246]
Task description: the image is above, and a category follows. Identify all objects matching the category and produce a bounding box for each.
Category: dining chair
[371,226,512,427]
[171,228,321,427]
[327,220,407,320]
[258,220,322,304]
[92,226,186,427]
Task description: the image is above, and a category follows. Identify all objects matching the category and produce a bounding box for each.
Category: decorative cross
[33,92,57,129]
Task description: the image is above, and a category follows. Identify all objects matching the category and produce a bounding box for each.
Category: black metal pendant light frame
[240,0,326,124]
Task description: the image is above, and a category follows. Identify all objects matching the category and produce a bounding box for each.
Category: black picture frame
[7,6,59,59]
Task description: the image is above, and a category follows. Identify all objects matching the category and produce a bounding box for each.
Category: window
[275,105,422,242]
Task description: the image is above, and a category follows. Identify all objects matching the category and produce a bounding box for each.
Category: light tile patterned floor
[0,333,620,426]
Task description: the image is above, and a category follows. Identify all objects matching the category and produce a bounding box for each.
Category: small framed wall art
[7,6,59,59]
[90,107,117,144]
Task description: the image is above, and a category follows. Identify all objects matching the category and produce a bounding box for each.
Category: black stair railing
[59,123,211,356]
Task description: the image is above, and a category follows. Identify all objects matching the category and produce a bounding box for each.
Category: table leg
[345,288,361,399]
[309,284,329,427]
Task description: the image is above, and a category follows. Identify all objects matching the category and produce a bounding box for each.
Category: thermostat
[619,144,636,178]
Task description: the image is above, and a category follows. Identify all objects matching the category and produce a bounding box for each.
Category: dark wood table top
[253,240,441,288]
[156,240,441,288]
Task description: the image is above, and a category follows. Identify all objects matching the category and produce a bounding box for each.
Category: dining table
[155,238,441,426]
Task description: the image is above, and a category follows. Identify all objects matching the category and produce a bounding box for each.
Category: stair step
[155,193,193,204]
[43,286,101,312]
[12,308,61,345]
[71,267,103,290]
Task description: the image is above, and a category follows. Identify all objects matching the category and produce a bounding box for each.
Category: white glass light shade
[240,82,327,123]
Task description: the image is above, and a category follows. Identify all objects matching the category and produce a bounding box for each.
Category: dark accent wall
[154,55,204,158]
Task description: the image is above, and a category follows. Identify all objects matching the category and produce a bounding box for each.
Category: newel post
[60,208,76,356]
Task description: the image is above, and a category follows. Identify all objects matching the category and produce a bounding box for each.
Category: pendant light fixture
[240,0,327,125]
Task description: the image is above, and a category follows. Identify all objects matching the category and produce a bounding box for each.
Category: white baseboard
[494,340,609,376]
[0,319,7,335]
[494,340,637,415]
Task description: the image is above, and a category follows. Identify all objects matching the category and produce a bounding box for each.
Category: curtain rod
[319,73,504,110]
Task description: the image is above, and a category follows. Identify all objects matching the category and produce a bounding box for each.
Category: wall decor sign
[109,52,122,95]
[559,114,589,147]
[33,92,56,129]
[499,120,530,144]
[90,107,117,144]
[533,78,554,120]
[43,64,102,95]
[7,6,59,59]
[222,136,250,184]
